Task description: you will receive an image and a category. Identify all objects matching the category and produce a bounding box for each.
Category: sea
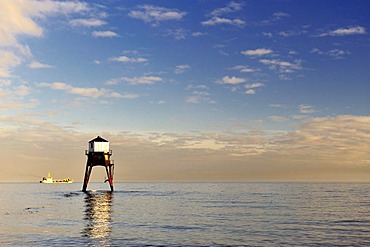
[1,182,370,246]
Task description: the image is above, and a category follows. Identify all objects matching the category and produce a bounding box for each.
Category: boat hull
[40,180,73,184]
[39,173,73,183]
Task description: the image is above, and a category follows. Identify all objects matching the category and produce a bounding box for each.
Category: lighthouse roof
[89,136,108,143]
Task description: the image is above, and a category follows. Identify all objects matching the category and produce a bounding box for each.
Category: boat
[39,172,74,184]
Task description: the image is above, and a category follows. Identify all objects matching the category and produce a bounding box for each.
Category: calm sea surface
[1,182,370,246]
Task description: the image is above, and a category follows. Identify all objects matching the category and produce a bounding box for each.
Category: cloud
[186,91,215,104]
[245,89,255,95]
[278,30,308,37]
[110,55,148,63]
[175,64,190,74]
[269,115,289,123]
[221,76,246,84]
[202,17,245,27]
[260,11,290,25]
[245,82,265,95]
[272,12,290,20]
[15,85,31,96]
[92,30,119,38]
[0,99,39,111]
[263,32,273,37]
[128,5,186,26]
[116,93,139,99]
[299,104,315,114]
[245,82,265,89]
[210,1,244,16]
[0,79,38,111]
[1,114,370,182]
[38,82,136,99]
[0,0,89,47]
[274,115,370,166]
[185,85,215,104]
[0,0,90,77]
[320,26,366,37]
[151,100,166,105]
[241,48,273,56]
[259,59,302,73]
[122,76,162,85]
[69,18,106,27]
[311,48,350,59]
[232,65,258,73]
[269,104,286,108]
[187,84,208,90]
[0,50,22,77]
[163,28,187,40]
[28,60,53,69]
[192,32,207,37]
[202,2,245,27]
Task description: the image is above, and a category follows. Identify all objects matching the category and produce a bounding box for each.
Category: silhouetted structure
[82,136,114,192]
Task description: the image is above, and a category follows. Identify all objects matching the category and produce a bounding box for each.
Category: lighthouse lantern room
[82,136,115,192]
[88,136,109,153]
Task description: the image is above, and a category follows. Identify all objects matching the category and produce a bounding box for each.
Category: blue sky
[1,0,370,182]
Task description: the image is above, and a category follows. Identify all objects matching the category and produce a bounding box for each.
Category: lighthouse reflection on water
[82,191,113,240]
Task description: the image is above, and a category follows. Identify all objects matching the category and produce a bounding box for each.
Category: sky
[1,0,370,182]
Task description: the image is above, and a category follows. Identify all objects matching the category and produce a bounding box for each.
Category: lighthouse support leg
[82,165,92,192]
[105,165,114,191]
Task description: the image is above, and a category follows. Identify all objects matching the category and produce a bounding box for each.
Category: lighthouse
[82,136,115,192]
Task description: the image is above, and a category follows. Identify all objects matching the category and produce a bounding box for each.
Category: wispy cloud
[92,30,119,38]
[186,91,215,104]
[311,48,350,59]
[0,78,38,111]
[192,32,207,37]
[0,99,39,111]
[186,83,215,104]
[128,5,186,26]
[187,84,208,90]
[202,1,245,27]
[299,104,315,114]
[0,50,23,77]
[241,48,273,56]
[210,1,244,16]
[221,76,246,84]
[110,55,148,63]
[175,65,190,74]
[245,82,265,94]
[69,18,106,27]
[163,28,187,40]
[272,12,290,21]
[269,115,288,123]
[38,82,136,99]
[122,76,162,85]
[28,60,53,69]
[319,26,367,37]
[278,29,308,37]
[0,81,31,98]
[232,65,258,73]
[259,59,302,73]
[245,82,265,89]
[202,17,245,27]
[270,104,286,108]
[260,11,290,25]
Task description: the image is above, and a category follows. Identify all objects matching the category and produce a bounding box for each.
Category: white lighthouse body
[88,136,109,153]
